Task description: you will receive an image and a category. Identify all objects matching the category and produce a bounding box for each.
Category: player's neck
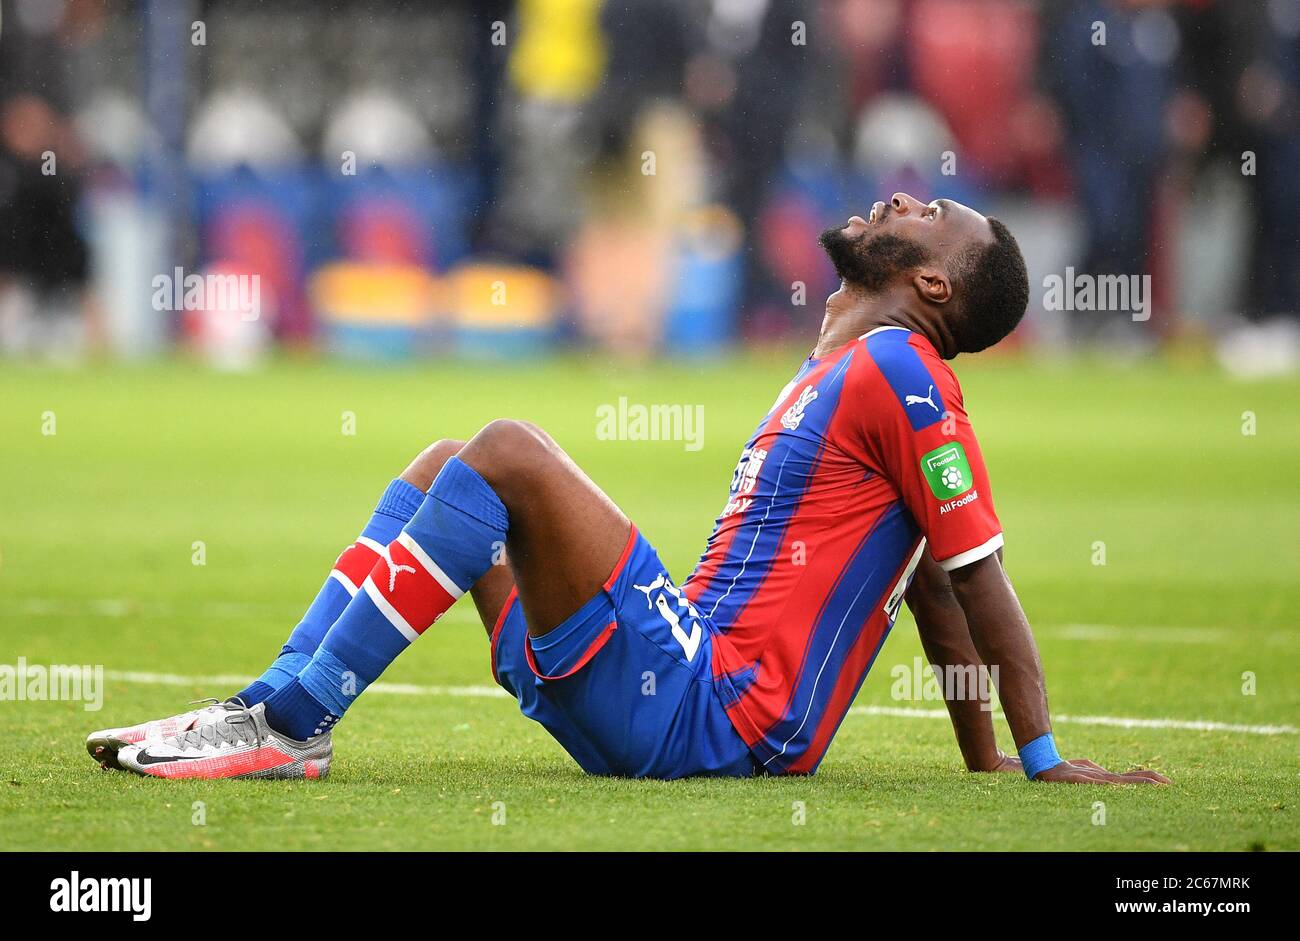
[815,283,954,359]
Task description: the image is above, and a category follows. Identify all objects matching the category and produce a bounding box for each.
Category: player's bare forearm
[947,550,1170,785]
[906,550,1013,773]
[945,551,1049,748]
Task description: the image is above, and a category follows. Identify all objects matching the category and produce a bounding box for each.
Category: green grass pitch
[1,351,1296,851]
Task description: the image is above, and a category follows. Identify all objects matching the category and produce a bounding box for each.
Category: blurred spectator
[687,0,812,336]
[567,102,698,357]
[1234,1,1300,322]
[0,94,93,358]
[1042,0,1178,338]
[481,0,609,263]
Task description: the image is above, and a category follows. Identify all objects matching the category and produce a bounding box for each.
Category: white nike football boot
[86,698,249,770]
[117,701,332,780]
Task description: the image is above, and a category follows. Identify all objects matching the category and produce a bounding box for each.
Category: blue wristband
[1018,732,1064,780]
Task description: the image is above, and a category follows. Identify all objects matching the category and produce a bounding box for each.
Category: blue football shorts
[490,525,759,779]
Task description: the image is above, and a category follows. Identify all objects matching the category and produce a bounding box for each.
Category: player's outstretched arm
[905,549,1018,774]
[946,551,1170,786]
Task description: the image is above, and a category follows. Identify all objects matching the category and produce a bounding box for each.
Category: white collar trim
[858,325,911,340]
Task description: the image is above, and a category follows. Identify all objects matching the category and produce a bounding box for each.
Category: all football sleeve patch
[920,441,975,499]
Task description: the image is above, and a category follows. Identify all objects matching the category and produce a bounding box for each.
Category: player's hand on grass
[1034,759,1170,786]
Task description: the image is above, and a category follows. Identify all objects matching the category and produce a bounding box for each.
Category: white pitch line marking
[848,705,1296,736]
[98,671,1293,735]
[1050,623,1231,645]
[1050,713,1298,736]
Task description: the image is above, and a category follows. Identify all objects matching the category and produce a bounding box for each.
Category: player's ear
[913,269,952,306]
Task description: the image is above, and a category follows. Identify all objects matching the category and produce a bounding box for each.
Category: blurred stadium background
[2,0,1299,373]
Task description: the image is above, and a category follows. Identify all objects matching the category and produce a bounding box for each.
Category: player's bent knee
[462,419,557,488]
[400,438,466,491]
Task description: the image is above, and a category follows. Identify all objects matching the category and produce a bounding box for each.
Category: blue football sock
[264,458,508,739]
[232,478,425,706]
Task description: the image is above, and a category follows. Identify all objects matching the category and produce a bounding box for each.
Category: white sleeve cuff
[935,533,1004,572]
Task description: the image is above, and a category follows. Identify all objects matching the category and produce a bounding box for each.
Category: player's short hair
[948,218,1029,354]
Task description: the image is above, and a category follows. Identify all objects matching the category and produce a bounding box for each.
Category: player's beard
[818,227,932,292]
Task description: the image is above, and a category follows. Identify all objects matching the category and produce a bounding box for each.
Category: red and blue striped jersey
[683,326,1003,774]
